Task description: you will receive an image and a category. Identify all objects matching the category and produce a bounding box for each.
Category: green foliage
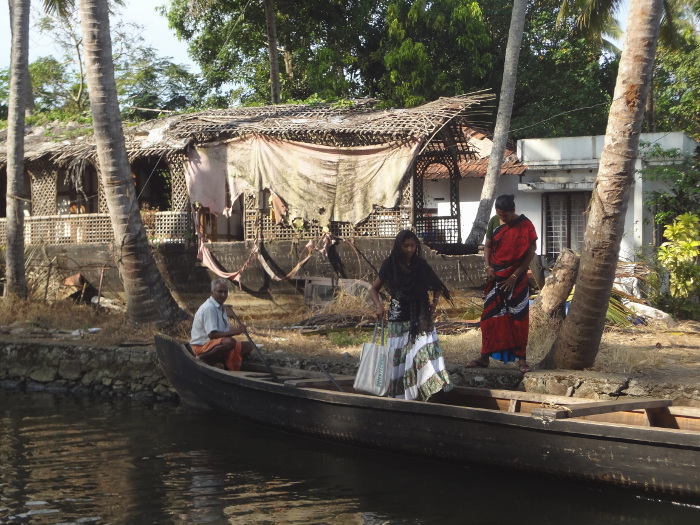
[653,31,700,141]
[567,287,636,327]
[380,0,492,107]
[656,213,700,300]
[28,56,88,114]
[509,1,617,139]
[159,0,626,114]
[24,7,200,123]
[114,47,199,120]
[0,67,8,121]
[164,0,384,104]
[606,295,636,328]
[34,9,90,115]
[643,213,700,320]
[640,144,700,227]
[644,269,699,321]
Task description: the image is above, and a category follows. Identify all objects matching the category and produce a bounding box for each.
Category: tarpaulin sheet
[185,135,421,226]
[183,145,228,212]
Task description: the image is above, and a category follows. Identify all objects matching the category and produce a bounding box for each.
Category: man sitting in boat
[190,278,253,370]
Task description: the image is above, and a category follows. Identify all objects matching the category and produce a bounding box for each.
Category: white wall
[425,131,698,259]
[420,175,544,251]
[457,176,542,251]
[516,132,699,261]
[518,132,696,168]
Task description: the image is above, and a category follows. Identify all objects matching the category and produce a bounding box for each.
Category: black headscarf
[378,230,451,342]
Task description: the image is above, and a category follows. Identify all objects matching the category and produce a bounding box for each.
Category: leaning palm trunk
[79,0,184,324]
[539,0,663,370]
[5,0,31,299]
[530,248,579,319]
[464,0,527,247]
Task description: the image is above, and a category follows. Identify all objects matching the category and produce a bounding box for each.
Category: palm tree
[6,0,77,300]
[561,0,699,130]
[78,0,185,325]
[560,0,692,45]
[464,0,528,248]
[5,0,31,300]
[263,0,280,104]
[540,0,664,369]
[558,0,624,40]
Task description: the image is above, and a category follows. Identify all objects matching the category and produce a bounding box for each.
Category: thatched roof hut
[1,93,527,248]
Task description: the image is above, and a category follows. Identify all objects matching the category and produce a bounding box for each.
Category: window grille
[544,192,591,259]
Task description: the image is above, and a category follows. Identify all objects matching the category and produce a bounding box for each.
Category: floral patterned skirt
[386,320,453,401]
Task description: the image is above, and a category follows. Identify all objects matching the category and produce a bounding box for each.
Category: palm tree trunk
[540,0,663,370]
[264,0,280,104]
[78,0,184,325]
[464,0,527,248]
[5,0,31,299]
[530,248,579,319]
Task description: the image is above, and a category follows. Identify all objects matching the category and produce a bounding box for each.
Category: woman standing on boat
[467,194,537,373]
[369,229,453,401]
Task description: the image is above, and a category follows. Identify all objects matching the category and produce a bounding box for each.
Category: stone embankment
[0,340,522,399]
[0,339,177,401]
[1,339,698,406]
[522,370,700,406]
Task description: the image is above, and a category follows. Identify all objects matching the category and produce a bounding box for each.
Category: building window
[544,192,591,259]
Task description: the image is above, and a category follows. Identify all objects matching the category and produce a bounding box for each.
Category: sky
[0,0,196,71]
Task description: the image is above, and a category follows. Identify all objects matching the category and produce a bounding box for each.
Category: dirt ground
[1,302,698,389]
[591,320,700,387]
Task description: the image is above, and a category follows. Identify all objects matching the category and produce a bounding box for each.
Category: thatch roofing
[164,93,495,146]
[423,129,526,180]
[1,93,496,167]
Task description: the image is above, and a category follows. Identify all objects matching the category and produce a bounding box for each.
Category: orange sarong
[191,338,243,371]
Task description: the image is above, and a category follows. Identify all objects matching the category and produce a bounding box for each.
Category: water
[1,391,699,524]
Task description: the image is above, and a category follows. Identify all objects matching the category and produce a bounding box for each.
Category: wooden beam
[284,377,356,389]
[531,398,672,420]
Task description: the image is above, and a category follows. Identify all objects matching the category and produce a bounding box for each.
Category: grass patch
[326,330,372,347]
[0,298,156,346]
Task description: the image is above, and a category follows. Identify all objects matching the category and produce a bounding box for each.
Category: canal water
[1,390,698,524]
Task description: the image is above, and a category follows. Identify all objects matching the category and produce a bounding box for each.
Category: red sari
[480,215,537,362]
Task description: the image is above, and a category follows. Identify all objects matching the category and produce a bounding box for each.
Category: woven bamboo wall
[29,167,58,216]
[0,211,193,246]
[166,152,190,212]
[21,214,114,245]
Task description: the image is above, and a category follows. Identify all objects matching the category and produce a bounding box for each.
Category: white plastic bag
[353,321,392,396]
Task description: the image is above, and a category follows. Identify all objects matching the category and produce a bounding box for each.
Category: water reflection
[1,390,698,524]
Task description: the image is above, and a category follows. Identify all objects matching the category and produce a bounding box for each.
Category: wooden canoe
[154,333,700,503]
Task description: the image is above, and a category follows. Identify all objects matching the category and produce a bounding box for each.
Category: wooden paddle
[314,358,345,392]
[226,306,280,383]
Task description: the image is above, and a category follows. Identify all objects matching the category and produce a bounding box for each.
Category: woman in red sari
[467,194,537,372]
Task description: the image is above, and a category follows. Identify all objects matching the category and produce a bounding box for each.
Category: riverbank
[2,295,698,403]
[2,326,698,405]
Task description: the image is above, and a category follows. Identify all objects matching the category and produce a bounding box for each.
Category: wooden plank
[646,407,679,429]
[531,398,673,420]
[284,376,356,388]
[452,387,604,406]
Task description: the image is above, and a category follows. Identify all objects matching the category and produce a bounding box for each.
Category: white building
[424,132,699,263]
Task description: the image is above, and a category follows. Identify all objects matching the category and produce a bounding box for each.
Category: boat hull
[155,334,700,503]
